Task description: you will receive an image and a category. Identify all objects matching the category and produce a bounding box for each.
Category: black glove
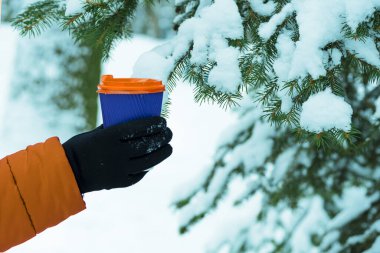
[63,117,173,194]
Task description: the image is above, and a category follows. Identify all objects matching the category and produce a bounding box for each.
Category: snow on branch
[299,88,353,133]
[134,0,244,93]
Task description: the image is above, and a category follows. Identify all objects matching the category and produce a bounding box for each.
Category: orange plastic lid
[97,75,165,94]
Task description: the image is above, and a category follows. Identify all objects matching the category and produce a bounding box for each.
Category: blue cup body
[99,92,163,128]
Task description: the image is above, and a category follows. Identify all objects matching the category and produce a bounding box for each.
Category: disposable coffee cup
[97,75,165,128]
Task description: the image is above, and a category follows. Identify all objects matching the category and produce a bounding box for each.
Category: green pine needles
[13,0,139,60]
[168,0,380,148]
[170,1,380,253]
[13,0,380,148]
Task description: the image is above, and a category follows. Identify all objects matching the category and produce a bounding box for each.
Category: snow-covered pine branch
[173,94,380,252]
[161,1,380,252]
[133,0,380,147]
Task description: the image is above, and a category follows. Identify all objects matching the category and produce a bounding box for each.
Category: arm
[0,117,172,251]
[0,137,85,252]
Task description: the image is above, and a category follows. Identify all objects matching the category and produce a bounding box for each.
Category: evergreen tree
[10,31,101,131]
[3,0,102,131]
[13,0,380,252]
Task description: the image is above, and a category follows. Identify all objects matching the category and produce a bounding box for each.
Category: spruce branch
[172,1,380,252]
[12,0,146,60]
[63,0,139,60]
[12,0,65,37]
[166,52,190,92]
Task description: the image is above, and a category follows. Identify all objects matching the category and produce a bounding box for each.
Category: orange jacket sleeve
[0,137,86,252]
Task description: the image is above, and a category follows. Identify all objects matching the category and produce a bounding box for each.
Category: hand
[63,117,173,193]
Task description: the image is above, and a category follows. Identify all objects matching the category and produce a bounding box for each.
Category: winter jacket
[0,137,86,252]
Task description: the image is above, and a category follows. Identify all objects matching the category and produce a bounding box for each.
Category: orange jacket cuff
[0,137,86,251]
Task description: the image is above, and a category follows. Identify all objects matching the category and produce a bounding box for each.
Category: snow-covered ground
[0,26,237,252]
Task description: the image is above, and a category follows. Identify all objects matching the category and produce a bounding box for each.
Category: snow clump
[260,0,380,81]
[65,0,82,16]
[300,88,353,133]
[133,0,244,93]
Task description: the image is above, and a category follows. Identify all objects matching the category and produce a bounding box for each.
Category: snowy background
[2,0,380,252]
[0,25,238,252]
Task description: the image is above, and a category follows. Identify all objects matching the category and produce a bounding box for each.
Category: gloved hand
[63,117,173,194]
